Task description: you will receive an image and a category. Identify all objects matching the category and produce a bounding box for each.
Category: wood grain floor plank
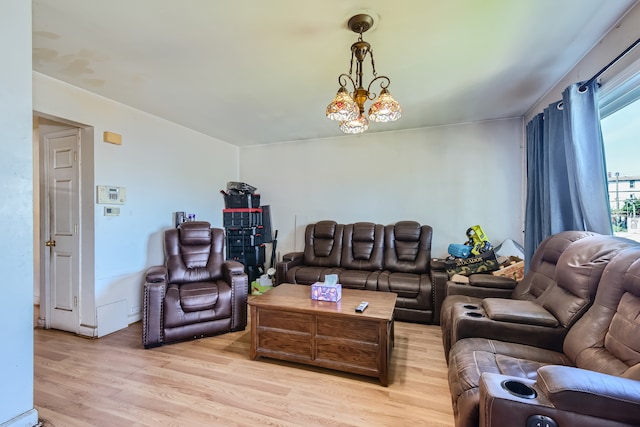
[34,310,454,427]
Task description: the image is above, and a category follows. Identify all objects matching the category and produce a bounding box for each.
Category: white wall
[33,73,240,335]
[0,1,39,426]
[240,118,524,260]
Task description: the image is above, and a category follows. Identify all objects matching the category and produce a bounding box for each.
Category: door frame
[35,113,96,337]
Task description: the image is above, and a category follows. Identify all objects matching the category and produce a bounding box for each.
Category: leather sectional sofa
[443,233,640,427]
[441,232,638,358]
[276,220,448,324]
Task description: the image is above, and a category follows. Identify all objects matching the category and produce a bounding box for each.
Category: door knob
[45,240,56,247]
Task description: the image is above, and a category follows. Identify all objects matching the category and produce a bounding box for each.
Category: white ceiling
[32,0,638,146]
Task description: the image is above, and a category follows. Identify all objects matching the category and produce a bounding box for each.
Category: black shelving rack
[223,207,270,282]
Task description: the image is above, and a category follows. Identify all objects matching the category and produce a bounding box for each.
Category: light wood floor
[34,310,454,427]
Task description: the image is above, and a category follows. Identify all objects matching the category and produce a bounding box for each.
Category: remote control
[355,301,369,313]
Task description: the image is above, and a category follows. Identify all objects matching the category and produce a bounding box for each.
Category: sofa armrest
[445,281,514,299]
[223,261,248,332]
[482,299,559,327]
[430,259,449,325]
[143,270,167,348]
[276,252,303,285]
[537,365,640,425]
[479,369,640,427]
[469,274,517,289]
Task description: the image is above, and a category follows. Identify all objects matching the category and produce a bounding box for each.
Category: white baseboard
[0,408,39,427]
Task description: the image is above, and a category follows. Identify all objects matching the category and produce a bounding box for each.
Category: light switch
[104,206,120,216]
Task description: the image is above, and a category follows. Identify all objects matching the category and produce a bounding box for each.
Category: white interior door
[44,129,80,333]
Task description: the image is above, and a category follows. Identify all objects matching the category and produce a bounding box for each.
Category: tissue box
[311,281,342,302]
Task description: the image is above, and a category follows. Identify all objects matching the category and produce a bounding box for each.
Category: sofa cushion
[286,266,343,285]
[180,281,219,312]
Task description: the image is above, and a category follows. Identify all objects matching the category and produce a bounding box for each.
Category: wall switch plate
[104,206,120,216]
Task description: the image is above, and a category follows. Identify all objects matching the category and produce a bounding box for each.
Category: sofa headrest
[555,235,638,298]
[313,220,338,239]
[393,221,421,242]
[544,235,639,328]
[353,222,377,241]
[537,230,600,266]
[178,221,212,245]
[563,246,640,377]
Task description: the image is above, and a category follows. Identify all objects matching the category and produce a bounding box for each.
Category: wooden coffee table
[248,283,397,386]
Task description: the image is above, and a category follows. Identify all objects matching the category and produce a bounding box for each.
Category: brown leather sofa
[442,233,638,358]
[142,221,249,348]
[276,220,448,324]
[447,244,640,427]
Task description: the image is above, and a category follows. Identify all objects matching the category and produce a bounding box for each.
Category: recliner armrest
[479,369,640,427]
[276,252,303,284]
[145,265,167,283]
[223,260,246,275]
[222,261,248,332]
[430,264,449,325]
[537,365,640,425]
[143,279,166,348]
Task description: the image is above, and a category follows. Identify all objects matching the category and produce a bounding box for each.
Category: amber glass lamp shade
[368,88,402,123]
[326,87,358,122]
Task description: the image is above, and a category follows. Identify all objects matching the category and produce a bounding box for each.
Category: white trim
[0,409,39,427]
[598,55,640,118]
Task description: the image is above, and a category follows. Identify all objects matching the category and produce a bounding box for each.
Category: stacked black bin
[223,208,266,282]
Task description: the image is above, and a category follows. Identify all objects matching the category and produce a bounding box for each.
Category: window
[600,64,640,241]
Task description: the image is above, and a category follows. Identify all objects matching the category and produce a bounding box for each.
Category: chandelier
[326,14,402,134]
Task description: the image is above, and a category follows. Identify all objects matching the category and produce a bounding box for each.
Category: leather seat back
[383,221,431,273]
[165,221,224,284]
[562,245,640,379]
[512,230,598,300]
[341,222,384,270]
[303,220,344,267]
[541,235,639,329]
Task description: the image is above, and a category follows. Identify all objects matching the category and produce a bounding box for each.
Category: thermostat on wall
[97,185,126,204]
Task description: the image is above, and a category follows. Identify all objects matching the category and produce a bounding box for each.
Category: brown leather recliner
[440,230,597,358]
[447,244,640,427]
[142,221,248,348]
[444,234,638,358]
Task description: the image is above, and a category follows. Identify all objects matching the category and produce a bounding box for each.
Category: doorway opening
[33,113,96,337]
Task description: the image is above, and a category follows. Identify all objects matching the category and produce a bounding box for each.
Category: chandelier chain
[370,49,377,78]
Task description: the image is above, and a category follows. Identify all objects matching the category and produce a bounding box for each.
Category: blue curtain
[524,80,613,266]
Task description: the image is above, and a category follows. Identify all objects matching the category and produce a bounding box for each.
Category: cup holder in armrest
[501,380,537,399]
[463,304,479,310]
[465,311,484,318]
